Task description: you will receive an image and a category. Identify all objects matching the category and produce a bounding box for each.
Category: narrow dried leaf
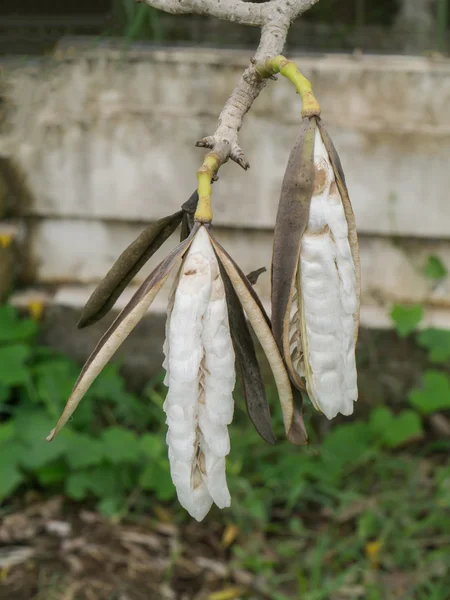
[209,235,298,442]
[180,189,198,241]
[78,211,183,328]
[216,253,275,444]
[288,388,308,445]
[47,228,198,441]
[271,116,316,389]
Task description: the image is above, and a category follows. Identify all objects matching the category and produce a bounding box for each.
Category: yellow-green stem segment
[255,56,321,118]
[194,152,221,223]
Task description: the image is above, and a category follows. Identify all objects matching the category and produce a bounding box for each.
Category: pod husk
[209,232,306,445]
[180,190,198,241]
[47,226,199,441]
[78,211,183,328]
[215,254,275,445]
[271,116,316,391]
[316,120,361,334]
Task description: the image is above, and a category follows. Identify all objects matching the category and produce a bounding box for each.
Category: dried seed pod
[47,223,300,520]
[272,116,360,420]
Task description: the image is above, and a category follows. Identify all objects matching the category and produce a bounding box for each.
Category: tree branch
[144,0,320,168]
[142,0,266,26]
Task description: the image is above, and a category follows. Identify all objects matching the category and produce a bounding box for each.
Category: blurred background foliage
[0,0,449,55]
[1,300,450,598]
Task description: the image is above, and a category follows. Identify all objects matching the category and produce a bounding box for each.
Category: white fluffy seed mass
[294,128,358,419]
[163,226,235,521]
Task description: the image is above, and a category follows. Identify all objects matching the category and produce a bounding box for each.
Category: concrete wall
[1,40,450,338]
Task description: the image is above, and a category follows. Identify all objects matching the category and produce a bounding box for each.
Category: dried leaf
[47,227,199,441]
[210,234,299,443]
[245,267,266,285]
[271,116,316,390]
[78,211,183,328]
[217,253,275,444]
[180,190,198,241]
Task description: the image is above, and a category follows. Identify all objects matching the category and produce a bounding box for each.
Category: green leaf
[424,255,447,280]
[14,410,70,469]
[370,406,423,448]
[65,470,91,500]
[0,442,26,499]
[139,459,175,501]
[409,370,450,415]
[390,304,424,337]
[320,422,373,471]
[88,466,122,498]
[140,434,164,459]
[0,461,23,499]
[21,433,69,470]
[66,466,121,500]
[0,344,32,386]
[65,433,105,469]
[0,421,16,444]
[101,427,141,463]
[97,496,124,517]
[416,328,450,363]
[36,463,67,485]
[0,305,38,344]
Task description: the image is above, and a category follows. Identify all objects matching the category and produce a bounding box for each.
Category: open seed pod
[47,223,306,519]
[271,116,360,420]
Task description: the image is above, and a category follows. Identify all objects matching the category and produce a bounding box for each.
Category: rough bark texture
[143,0,319,168]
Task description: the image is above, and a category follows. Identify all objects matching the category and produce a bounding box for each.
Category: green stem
[255,55,321,118]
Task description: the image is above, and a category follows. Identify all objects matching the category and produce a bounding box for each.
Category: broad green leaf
[416,328,450,363]
[14,410,56,441]
[0,461,23,499]
[97,496,124,517]
[88,363,125,402]
[370,406,423,448]
[87,466,122,497]
[390,304,424,337]
[0,421,15,444]
[320,422,373,469]
[139,460,175,501]
[0,383,9,403]
[424,255,447,280]
[14,410,69,469]
[36,463,67,485]
[65,466,121,500]
[0,305,38,344]
[409,371,450,415]
[0,442,26,499]
[65,470,91,500]
[140,433,164,458]
[20,433,69,470]
[100,427,141,463]
[0,344,31,386]
[65,433,104,469]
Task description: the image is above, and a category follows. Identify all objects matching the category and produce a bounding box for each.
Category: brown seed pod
[271,116,361,421]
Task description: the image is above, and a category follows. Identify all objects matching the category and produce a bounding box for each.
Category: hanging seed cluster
[271,117,360,420]
[46,61,360,521]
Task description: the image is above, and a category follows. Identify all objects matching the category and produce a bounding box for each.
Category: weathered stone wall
[1,40,450,357]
